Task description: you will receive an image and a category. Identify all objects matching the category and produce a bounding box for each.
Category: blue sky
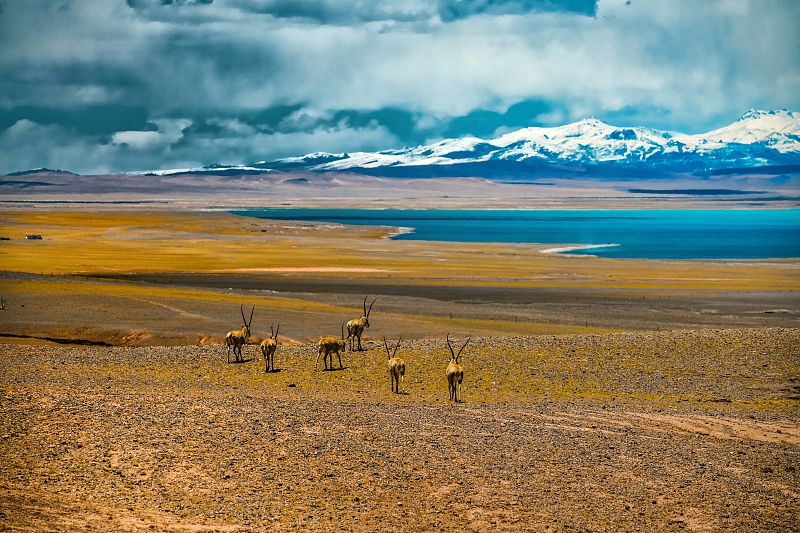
[1,0,798,174]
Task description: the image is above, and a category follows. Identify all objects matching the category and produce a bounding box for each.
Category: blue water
[230,209,800,259]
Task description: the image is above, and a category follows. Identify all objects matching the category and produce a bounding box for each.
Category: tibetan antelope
[347,296,376,351]
[260,323,279,373]
[384,337,405,394]
[446,334,469,403]
[316,323,347,371]
[225,305,254,363]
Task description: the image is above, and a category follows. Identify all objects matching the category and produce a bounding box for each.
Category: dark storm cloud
[223,0,596,26]
[261,107,422,145]
[0,62,150,110]
[329,108,420,144]
[179,105,422,145]
[228,0,432,25]
[0,105,155,136]
[126,0,212,8]
[437,0,597,22]
[123,0,219,24]
[444,99,555,138]
[125,0,435,26]
[148,31,284,112]
[246,104,306,131]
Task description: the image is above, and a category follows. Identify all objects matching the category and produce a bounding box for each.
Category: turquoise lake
[230,209,800,260]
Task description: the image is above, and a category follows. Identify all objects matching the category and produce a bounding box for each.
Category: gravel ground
[1,328,798,532]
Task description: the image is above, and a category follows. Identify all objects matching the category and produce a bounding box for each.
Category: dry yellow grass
[2,209,797,290]
[1,209,798,347]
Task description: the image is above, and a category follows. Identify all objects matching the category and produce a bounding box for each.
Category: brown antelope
[446,334,469,403]
[260,323,279,373]
[347,296,376,351]
[316,323,347,371]
[225,305,254,363]
[384,337,405,394]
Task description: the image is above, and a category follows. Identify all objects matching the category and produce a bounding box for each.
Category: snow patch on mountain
[693,109,800,151]
[112,110,800,176]
[299,110,799,173]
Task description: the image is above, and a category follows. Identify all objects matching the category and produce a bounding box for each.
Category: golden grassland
[1,209,798,346]
[2,209,798,290]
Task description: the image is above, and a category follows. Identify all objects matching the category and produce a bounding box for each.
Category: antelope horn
[383,336,390,358]
[362,296,368,316]
[240,305,246,324]
[393,337,401,358]
[271,323,274,336]
[446,333,455,359]
[249,305,255,326]
[457,337,471,361]
[275,324,279,338]
[367,297,377,318]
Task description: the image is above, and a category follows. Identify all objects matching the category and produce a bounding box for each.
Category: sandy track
[1,329,798,532]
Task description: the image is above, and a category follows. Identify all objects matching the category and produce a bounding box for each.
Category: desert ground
[0,204,799,532]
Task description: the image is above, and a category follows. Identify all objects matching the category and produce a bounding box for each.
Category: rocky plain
[1,328,798,532]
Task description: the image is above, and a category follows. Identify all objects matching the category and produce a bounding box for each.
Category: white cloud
[0,0,798,172]
[112,118,191,150]
[0,119,119,174]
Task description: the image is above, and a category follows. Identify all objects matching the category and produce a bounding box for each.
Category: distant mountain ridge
[257,109,800,176]
[7,168,79,177]
[6,110,800,179]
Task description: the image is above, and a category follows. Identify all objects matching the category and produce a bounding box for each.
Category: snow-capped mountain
[699,109,800,150]
[257,109,800,175]
[144,109,800,178]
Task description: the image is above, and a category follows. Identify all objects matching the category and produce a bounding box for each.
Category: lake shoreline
[1,208,798,347]
[231,207,800,260]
